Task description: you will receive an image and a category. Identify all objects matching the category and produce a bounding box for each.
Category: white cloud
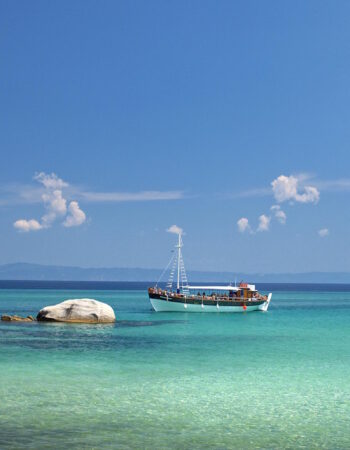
[13,219,42,232]
[41,189,67,227]
[231,175,350,202]
[318,228,329,237]
[295,186,320,203]
[11,172,186,232]
[271,175,298,202]
[257,214,270,232]
[63,201,86,227]
[1,184,185,206]
[81,190,184,202]
[275,209,287,224]
[237,217,251,233]
[271,205,287,224]
[34,172,68,190]
[271,175,319,204]
[43,190,67,215]
[167,224,183,235]
[313,178,350,192]
[13,172,86,232]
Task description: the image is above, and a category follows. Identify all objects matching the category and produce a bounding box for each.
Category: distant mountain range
[0,262,350,283]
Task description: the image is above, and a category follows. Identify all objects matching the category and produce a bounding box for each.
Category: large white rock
[37,298,116,323]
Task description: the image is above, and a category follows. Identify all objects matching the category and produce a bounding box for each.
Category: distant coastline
[2,262,350,284]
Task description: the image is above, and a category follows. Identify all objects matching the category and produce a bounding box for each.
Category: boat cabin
[186,284,257,299]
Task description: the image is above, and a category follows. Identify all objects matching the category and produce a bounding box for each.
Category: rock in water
[1,315,35,322]
[36,299,116,323]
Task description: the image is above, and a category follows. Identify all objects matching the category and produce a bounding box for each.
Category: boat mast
[176,232,182,290]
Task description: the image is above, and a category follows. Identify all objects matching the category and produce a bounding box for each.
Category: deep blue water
[2,280,350,291]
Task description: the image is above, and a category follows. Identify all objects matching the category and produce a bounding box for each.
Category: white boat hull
[150,294,271,313]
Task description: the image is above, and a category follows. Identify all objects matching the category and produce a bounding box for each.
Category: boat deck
[149,289,267,307]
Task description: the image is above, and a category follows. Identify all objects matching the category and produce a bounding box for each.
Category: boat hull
[149,294,272,313]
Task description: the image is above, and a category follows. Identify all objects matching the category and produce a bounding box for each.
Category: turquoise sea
[0,283,350,449]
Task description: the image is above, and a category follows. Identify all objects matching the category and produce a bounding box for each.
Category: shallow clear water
[0,286,350,449]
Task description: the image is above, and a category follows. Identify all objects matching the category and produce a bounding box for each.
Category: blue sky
[1,0,350,273]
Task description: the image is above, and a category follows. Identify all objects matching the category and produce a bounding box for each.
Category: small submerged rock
[36,298,116,323]
[1,315,35,322]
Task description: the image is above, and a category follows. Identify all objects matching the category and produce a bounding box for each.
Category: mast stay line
[156,232,189,294]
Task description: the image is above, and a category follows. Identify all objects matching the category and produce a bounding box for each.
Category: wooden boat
[148,233,272,313]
